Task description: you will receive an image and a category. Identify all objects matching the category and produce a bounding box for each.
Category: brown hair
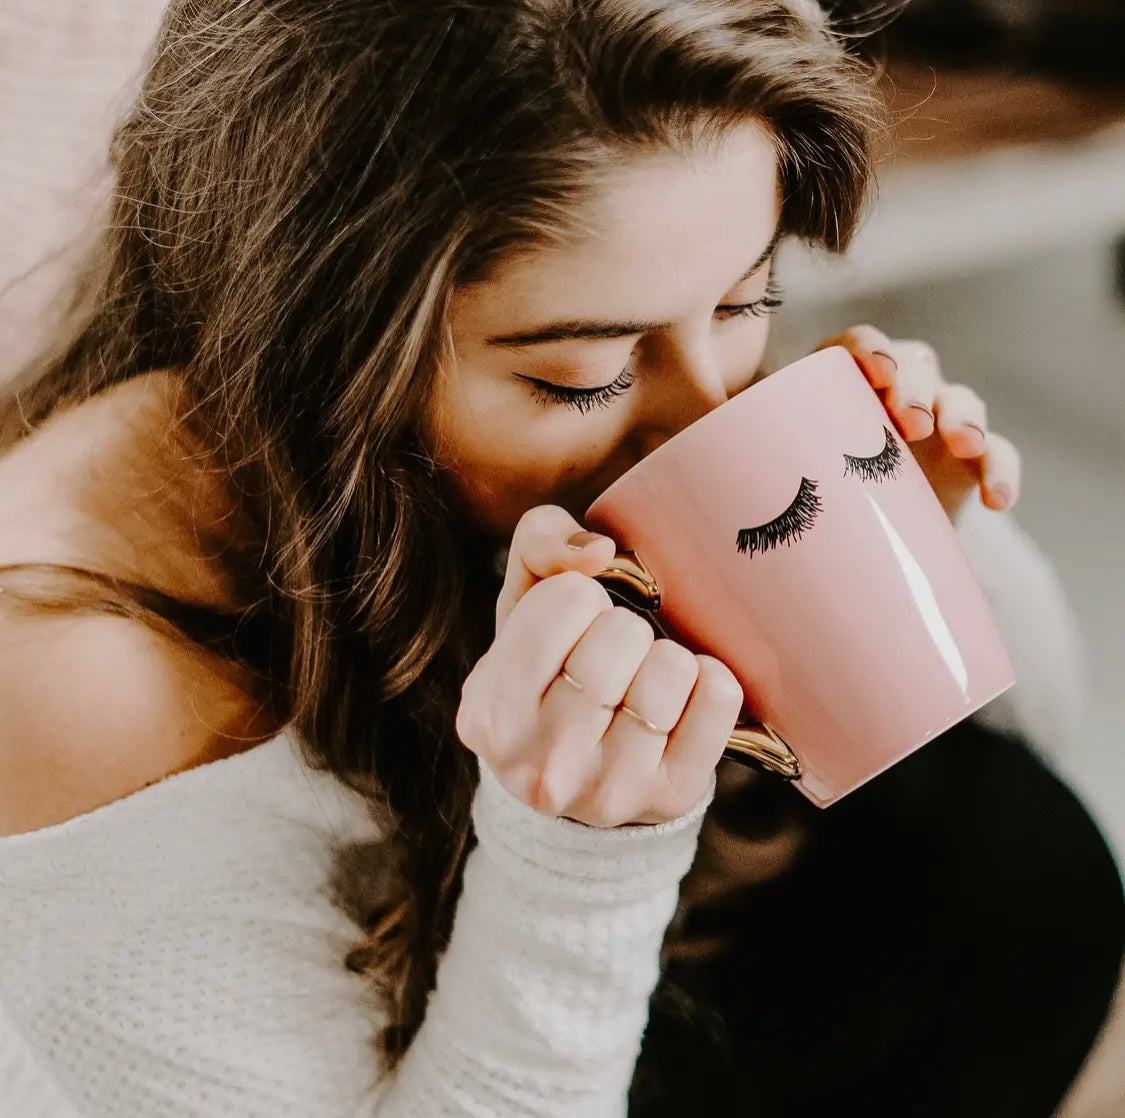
[0,0,886,1066]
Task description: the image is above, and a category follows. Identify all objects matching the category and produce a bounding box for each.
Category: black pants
[630,721,1125,1117]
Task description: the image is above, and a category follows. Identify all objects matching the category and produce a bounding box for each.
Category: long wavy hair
[0,0,886,1068]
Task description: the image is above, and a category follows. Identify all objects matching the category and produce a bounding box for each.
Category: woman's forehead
[453,122,780,335]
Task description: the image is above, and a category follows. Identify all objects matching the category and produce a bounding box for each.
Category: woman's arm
[956,495,1085,759]
[371,766,711,1118]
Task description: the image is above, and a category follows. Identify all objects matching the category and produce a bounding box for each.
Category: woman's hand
[456,505,741,828]
[819,325,1022,523]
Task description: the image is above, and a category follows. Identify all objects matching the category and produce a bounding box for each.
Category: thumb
[495,504,617,633]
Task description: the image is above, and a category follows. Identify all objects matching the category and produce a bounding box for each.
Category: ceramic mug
[585,346,1015,807]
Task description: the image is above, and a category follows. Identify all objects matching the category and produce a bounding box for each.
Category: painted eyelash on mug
[735,476,822,557]
[842,426,903,483]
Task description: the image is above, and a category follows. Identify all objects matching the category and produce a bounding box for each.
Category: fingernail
[964,422,987,446]
[872,349,898,371]
[907,402,934,420]
[990,484,1012,509]
[566,530,609,551]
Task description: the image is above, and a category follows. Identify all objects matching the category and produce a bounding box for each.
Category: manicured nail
[964,422,987,444]
[907,402,934,420]
[566,530,609,551]
[871,349,898,371]
[990,484,1012,509]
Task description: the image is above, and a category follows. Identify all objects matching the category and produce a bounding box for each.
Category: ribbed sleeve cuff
[472,764,713,906]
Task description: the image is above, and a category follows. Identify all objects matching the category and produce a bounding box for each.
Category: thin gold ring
[559,667,617,712]
[617,702,671,736]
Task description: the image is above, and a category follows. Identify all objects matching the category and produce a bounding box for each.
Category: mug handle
[593,551,803,782]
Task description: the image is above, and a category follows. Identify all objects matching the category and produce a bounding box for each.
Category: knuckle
[848,322,878,338]
[528,765,571,817]
[961,388,986,413]
[507,505,576,570]
[943,382,981,408]
[695,655,744,710]
[649,638,700,680]
[548,568,612,614]
[456,709,495,758]
[908,338,938,362]
[994,436,1020,469]
[455,666,484,737]
[609,605,656,646]
[454,686,491,752]
[456,661,515,754]
[848,323,889,347]
[514,503,570,544]
[453,701,476,750]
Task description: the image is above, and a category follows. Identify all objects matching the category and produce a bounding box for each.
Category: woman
[0,1,1120,1115]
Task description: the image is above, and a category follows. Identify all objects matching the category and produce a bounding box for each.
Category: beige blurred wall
[0,4,168,385]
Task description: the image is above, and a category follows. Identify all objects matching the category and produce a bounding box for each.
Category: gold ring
[559,667,617,712]
[617,702,670,736]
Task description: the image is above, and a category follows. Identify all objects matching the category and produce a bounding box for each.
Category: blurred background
[1,1,1122,1113]
[772,8,1125,1112]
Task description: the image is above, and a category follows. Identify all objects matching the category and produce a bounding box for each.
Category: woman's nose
[634,337,730,456]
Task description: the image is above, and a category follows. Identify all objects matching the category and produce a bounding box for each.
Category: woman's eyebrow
[485,227,782,349]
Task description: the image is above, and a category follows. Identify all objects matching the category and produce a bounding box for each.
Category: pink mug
[585,346,1015,807]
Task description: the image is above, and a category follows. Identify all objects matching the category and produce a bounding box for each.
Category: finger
[585,640,702,826]
[817,323,898,389]
[495,570,614,692]
[656,655,743,816]
[529,607,657,813]
[979,431,1022,511]
[882,339,945,441]
[459,570,614,760]
[933,384,989,460]
[559,605,658,710]
[496,504,617,632]
[617,639,701,746]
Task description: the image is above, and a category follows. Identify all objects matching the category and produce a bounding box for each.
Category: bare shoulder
[0,608,261,834]
[0,373,272,836]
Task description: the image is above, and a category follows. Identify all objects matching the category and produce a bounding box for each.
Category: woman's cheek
[426,373,632,529]
[432,417,591,532]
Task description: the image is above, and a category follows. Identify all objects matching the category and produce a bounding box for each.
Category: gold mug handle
[593,551,802,782]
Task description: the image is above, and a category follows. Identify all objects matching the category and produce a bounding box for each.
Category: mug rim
[584,344,853,520]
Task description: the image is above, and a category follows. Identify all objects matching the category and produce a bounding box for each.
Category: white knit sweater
[0,731,709,1117]
[0,500,1083,1117]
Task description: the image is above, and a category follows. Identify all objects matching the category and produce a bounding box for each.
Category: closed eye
[842,426,904,483]
[736,477,822,558]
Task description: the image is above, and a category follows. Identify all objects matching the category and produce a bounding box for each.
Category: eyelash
[736,477,822,558]
[525,279,785,414]
[714,278,785,322]
[842,427,903,482]
[526,365,638,415]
